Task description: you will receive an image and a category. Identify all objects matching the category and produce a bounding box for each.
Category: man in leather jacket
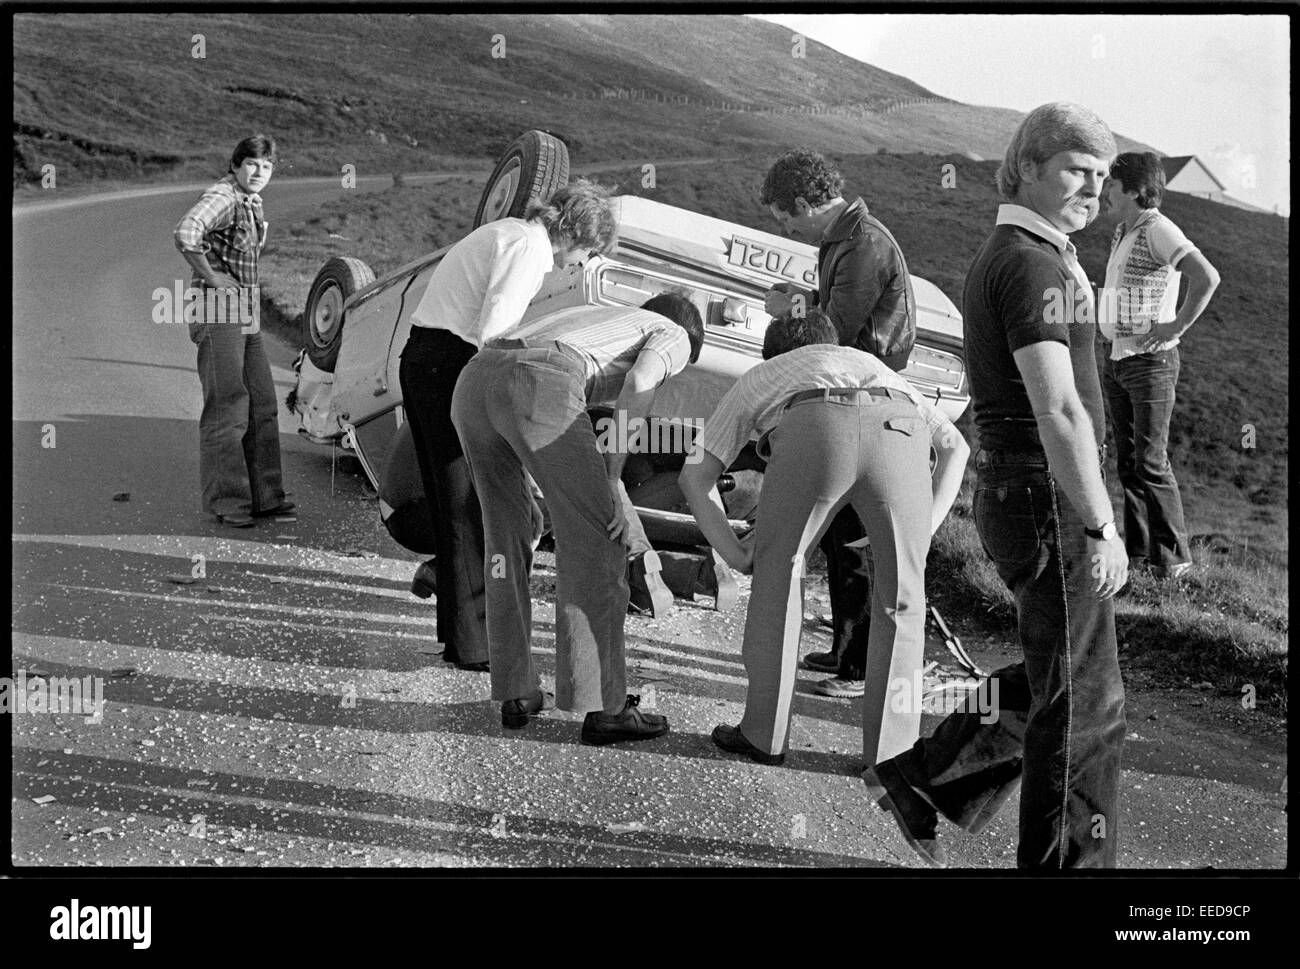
[760,149,918,699]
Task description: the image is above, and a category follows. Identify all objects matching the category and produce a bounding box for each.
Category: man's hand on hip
[206,272,242,292]
[1137,321,1181,351]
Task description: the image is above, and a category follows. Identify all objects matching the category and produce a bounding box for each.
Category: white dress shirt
[410,218,555,347]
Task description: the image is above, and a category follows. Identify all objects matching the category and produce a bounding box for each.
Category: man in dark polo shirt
[862,103,1129,869]
[760,150,917,700]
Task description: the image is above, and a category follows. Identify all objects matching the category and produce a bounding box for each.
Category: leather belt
[975,445,1107,470]
[975,449,1049,469]
[784,386,915,410]
[486,338,567,352]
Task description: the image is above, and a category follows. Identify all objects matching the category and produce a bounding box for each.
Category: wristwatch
[1084,521,1118,541]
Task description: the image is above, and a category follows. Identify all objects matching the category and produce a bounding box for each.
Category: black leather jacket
[814,197,916,362]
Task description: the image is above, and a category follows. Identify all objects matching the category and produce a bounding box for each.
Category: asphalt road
[10,179,1287,869]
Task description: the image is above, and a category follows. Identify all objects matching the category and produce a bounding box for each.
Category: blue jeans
[892,452,1126,868]
[1102,348,1191,568]
[190,316,285,517]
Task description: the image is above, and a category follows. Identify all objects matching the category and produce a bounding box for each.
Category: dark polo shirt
[963,204,1106,454]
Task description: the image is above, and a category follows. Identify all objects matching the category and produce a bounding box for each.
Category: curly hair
[525,179,618,255]
[762,307,838,360]
[1109,151,1166,209]
[760,150,844,214]
[996,102,1116,200]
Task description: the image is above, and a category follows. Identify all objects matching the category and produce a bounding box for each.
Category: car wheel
[473,130,570,228]
[303,256,375,373]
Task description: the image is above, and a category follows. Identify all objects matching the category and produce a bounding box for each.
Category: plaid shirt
[174,174,266,287]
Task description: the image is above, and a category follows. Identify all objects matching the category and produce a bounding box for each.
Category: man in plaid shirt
[174,134,291,527]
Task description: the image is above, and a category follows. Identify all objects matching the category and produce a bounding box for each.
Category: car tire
[473,130,570,228]
[303,256,376,373]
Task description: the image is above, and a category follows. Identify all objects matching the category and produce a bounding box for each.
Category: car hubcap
[484,160,521,220]
[313,284,343,345]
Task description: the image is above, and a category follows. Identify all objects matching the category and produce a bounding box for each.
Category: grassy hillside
[255,152,1287,707]
[14,12,1153,192]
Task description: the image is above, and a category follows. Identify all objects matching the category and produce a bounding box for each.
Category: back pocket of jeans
[973,486,1043,569]
[883,415,922,436]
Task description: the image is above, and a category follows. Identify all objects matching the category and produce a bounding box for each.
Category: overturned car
[289,132,969,554]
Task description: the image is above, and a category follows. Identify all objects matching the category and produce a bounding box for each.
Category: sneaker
[802,651,839,674]
[581,694,669,746]
[1152,561,1193,580]
[217,512,255,528]
[861,760,947,868]
[815,676,865,698]
[628,551,674,618]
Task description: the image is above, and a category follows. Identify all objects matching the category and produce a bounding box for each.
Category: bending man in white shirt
[398,181,617,670]
[679,309,968,768]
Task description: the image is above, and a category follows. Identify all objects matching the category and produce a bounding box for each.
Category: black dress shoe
[455,660,490,673]
[628,551,673,618]
[711,723,785,766]
[217,512,256,528]
[581,694,669,745]
[410,559,437,599]
[861,760,947,868]
[501,689,554,729]
[696,550,739,613]
[252,501,296,517]
[802,651,839,674]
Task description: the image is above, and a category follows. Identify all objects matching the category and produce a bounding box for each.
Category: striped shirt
[692,344,950,469]
[174,174,266,287]
[409,218,555,347]
[1098,208,1198,360]
[509,304,692,408]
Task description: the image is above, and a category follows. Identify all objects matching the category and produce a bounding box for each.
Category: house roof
[1162,155,1227,192]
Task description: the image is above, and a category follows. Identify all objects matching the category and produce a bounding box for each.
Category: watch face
[1102,523,1118,541]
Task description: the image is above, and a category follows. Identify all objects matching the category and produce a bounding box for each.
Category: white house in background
[1161,155,1225,198]
[1161,155,1276,215]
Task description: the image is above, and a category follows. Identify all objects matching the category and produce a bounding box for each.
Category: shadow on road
[13,748,896,868]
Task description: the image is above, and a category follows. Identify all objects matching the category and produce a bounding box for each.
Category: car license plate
[726,235,818,287]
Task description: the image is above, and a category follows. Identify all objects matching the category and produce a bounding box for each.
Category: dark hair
[641,293,705,364]
[526,179,618,255]
[1109,151,1166,209]
[760,149,844,214]
[230,134,277,172]
[762,307,838,359]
